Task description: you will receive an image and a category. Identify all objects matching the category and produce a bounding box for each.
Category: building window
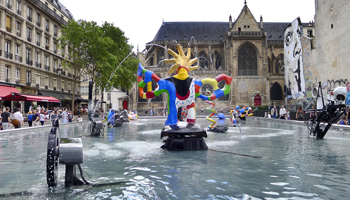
[36,32,40,45]
[270,82,283,100]
[307,29,313,37]
[274,54,284,74]
[157,50,164,66]
[7,0,12,9]
[45,19,49,32]
[53,59,57,69]
[26,71,31,83]
[6,16,11,32]
[238,43,257,76]
[36,52,40,63]
[5,41,12,59]
[45,55,49,66]
[36,13,41,26]
[26,48,31,61]
[54,42,57,53]
[16,21,21,36]
[16,68,20,80]
[212,51,222,70]
[5,66,10,80]
[54,25,57,36]
[27,6,32,21]
[27,27,32,41]
[15,45,20,55]
[199,51,209,70]
[17,0,21,15]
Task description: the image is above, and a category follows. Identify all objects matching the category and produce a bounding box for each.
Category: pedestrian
[267,112,271,118]
[310,106,317,118]
[29,104,34,112]
[337,115,347,125]
[347,106,350,125]
[33,110,40,126]
[2,106,6,112]
[12,108,24,128]
[77,115,82,122]
[61,108,68,123]
[50,110,57,121]
[27,111,33,127]
[296,107,304,121]
[279,106,287,119]
[1,107,11,130]
[37,105,41,113]
[271,106,278,119]
[68,111,74,122]
[39,110,46,125]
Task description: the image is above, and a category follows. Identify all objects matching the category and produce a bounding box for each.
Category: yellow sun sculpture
[164,44,198,80]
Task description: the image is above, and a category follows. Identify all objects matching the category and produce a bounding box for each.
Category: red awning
[0,85,20,98]
[2,93,60,102]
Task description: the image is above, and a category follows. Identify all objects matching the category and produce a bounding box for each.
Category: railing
[27,37,32,42]
[28,0,68,26]
[45,65,50,71]
[5,78,10,83]
[7,3,12,9]
[37,21,40,27]
[26,59,33,66]
[27,16,32,22]
[53,68,57,73]
[61,71,65,76]
[17,10,21,15]
[231,31,263,37]
[68,73,72,78]
[5,51,13,59]
[238,69,258,76]
[15,55,22,62]
[16,31,21,37]
[36,41,40,46]
[6,27,11,32]
[16,80,20,85]
[36,62,41,68]
[26,82,31,86]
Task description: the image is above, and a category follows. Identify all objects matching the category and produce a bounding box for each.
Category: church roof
[151,21,307,43]
[152,22,228,42]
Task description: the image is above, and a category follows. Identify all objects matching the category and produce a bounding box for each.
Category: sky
[58,0,315,53]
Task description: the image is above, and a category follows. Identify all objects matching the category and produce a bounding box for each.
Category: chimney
[260,15,263,30]
[229,15,232,29]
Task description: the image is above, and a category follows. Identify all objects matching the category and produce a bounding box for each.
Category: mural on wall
[300,35,314,100]
[284,18,305,100]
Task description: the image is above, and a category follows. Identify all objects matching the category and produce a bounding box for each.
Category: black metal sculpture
[306,82,347,139]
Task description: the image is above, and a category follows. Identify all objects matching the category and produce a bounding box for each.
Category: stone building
[0,0,80,111]
[132,2,314,111]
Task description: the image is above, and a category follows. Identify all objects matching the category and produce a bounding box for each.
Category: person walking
[1,107,11,130]
[296,107,304,121]
[33,110,40,126]
[29,104,34,112]
[61,108,68,123]
[68,111,74,122]
[279,106,287,119]
[12,108,24,128]
[27,111,33,127]
[39,110,46,126]
[271,106,278,119]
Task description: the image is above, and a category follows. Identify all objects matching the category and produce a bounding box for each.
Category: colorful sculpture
[229,109,238,127]
[206,100,216,129]
[127,111,139,120]
[137,44,232,130]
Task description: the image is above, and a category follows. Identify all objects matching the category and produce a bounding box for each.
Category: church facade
[131,3,314,112]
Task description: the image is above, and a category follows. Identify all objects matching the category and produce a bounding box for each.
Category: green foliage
[257,105,269,110]
[58,20,139,111]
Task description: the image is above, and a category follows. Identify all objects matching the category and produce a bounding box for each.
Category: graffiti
[284,18,305,99]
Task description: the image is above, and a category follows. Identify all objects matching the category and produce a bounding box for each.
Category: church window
[212,51,222,70]
[198,51,209,70]
[274,54,284,74]
[238,43,257,76]
[270,82,283,100]
[157,50,164,67]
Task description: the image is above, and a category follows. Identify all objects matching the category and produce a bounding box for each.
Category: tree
[59,20,138,113]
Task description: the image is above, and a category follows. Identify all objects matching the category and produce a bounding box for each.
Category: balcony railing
[29,0,67,26]
[17,10,21,15]
[61,71,65,76]
[5,78,10,83]
[7,3,12,9]
[53,68,57,73]
[6,27,11,32]
[15,55,22,62]
[16,80,20,85]
[16,31,21,37]
[36,62,41,68]
[45,65,50,71]
[5,51,13,59]
[27,37,32,42]
[37,21,41,27]
[27,16,32,22]
[26,82,31,86]
[26,59,33,66]
[36,41,40,46]
[68,73,72,78]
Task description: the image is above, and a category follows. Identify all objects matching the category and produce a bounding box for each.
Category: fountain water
[1,118,350,199]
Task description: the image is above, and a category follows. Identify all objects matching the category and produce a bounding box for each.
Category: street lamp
[57,65,62,108]
[270,81,274,106]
